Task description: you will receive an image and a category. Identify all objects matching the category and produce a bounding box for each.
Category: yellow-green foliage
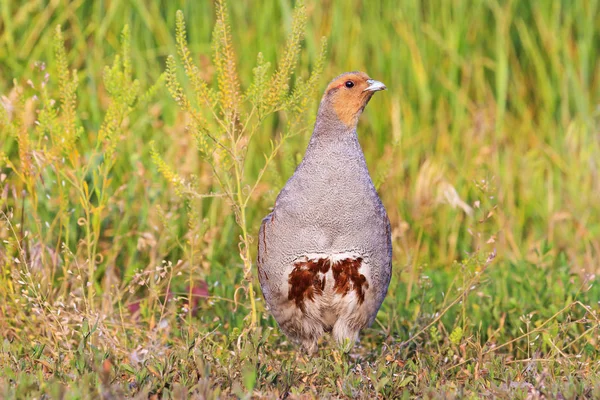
[53,25,80,158]
[1,24,145,318]
[100,25,140,159]
[157,0,327,325]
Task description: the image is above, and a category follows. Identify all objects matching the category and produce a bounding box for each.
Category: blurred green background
[2,0,598,271]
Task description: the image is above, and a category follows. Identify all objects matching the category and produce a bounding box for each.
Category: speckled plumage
[257,72,392,353]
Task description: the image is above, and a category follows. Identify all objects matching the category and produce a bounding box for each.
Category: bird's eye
[345,80,354,88]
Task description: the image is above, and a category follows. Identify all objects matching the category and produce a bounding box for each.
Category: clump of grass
[153,1,327,326]
[0,22,149,358]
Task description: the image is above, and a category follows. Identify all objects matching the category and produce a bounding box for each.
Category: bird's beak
[363,79,387,92]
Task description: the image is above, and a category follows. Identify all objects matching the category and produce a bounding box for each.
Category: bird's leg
[301,338,318,355]
[332,321,359,353]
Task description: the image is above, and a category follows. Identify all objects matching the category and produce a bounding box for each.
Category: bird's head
[321,71,386,128]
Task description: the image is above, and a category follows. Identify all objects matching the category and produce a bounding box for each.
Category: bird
[257,71,392,354]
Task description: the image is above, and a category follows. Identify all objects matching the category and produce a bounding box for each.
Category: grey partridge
[257,71,392,354]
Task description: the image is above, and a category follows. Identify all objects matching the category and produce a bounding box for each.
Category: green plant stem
[232,139,258,327]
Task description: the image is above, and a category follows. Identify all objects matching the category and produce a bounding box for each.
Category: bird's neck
[294,100,373,191]
[304,101,362,157]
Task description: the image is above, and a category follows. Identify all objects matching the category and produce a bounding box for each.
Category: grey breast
[263,129,391,284]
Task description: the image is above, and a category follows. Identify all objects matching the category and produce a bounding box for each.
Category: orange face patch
[325,72,376,127]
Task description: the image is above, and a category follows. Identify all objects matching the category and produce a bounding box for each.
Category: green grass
[1,0,599,398]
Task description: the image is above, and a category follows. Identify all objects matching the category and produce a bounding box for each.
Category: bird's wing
[256,213,273,283]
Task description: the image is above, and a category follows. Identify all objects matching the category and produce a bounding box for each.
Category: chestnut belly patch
[288,256,369,312]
